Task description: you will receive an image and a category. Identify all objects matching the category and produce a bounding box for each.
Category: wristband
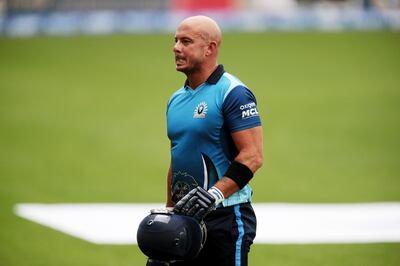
[224,160,253,189]
[207,186,225,206]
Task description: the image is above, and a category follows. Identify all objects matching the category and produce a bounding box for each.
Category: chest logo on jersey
[193,101,208,119]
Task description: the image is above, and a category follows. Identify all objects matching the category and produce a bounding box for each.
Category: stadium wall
[0,2,399,36]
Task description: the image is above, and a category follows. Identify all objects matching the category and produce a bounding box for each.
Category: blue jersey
[167,65,261,207]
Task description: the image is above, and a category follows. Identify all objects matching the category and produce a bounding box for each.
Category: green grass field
[1,32,400,265]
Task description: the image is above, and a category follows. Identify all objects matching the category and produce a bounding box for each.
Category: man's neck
[186,64,218,90]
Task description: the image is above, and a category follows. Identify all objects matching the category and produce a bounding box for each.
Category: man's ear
[206,41,217,56]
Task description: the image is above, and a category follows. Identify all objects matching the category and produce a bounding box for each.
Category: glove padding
[146,258,172,266]
[174,186,216,221]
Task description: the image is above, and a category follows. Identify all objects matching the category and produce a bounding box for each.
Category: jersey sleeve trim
[222,73,245,102]
[230,122,262,133]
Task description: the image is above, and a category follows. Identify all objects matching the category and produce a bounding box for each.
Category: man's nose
[173,42,181,53]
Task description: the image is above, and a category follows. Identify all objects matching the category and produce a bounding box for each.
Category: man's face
[173,25,209,74]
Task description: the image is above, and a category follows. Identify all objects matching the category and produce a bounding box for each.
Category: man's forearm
[214,153,262,199]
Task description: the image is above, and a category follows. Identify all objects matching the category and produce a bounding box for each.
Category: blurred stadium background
[0,0,400,35]
[1,0,400,265]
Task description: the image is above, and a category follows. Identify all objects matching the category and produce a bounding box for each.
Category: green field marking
[14,202,400,245]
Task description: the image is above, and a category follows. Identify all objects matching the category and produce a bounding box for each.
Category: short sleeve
[223,85,261,133]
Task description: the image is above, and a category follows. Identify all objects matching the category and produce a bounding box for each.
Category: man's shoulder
[167,86,186,108]
[222,72,246,87]
[171,86,186,97]
[220,72,249,101]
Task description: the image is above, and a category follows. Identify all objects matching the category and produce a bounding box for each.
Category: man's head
[173,16,222,74]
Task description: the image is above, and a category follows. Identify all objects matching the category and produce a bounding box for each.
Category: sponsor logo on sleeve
[240,102,259,119]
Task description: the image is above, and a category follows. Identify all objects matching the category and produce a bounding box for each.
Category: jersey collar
[184,64,225,88]
[206,64,225,84]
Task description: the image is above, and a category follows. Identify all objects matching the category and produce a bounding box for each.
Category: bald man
[159,16,262,266]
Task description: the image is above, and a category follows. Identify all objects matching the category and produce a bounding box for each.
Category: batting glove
[174,186,224,221]
[146,258,172,266]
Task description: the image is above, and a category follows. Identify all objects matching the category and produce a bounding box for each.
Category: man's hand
[174,186,217,221]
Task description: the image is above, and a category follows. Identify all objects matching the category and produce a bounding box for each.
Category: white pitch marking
[14,203,400,245]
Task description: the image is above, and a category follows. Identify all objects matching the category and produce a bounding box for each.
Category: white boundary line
[15,202,400,245]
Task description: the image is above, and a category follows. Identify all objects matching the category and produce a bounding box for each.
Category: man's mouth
[175,56,185,64]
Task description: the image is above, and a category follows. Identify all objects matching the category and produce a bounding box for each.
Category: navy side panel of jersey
[219,85,261,163]
[223,85,261,133]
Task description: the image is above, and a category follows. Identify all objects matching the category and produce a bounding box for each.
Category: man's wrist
[207,186,225,206]
[224,160,253,189]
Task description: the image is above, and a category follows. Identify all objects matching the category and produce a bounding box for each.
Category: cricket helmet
[136,209,207,261]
